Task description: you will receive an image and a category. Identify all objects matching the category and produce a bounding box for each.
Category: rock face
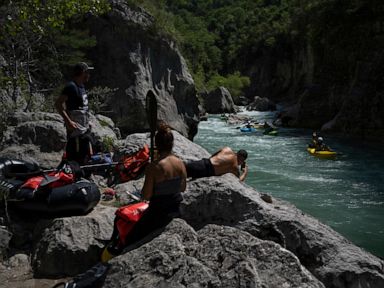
[247,42,313,105]
[181,175,384,288]
[246,35,384,142]
[104,219,325,288]
[0,112,118,168]
[202,86,236,114]
[86,0,199,139]
[292,77,384,143]
[247,96,276,111]
[32,205,116,277]
[115,131,209,162]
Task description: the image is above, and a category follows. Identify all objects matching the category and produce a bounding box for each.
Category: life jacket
[114,145,150,184]
[21,171,74,192]
[19,160,81,197]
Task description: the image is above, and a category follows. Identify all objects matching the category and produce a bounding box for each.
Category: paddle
[146,90,158,162]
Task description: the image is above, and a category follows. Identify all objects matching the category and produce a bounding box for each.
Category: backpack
[113,145,150,184]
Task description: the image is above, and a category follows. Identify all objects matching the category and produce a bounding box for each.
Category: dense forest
[1,0,383,133]
[129,0,384,99]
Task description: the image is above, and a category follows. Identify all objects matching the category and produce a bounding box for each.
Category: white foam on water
[295,175,340,183]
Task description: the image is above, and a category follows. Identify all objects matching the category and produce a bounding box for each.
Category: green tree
[0,0,110,108]
[207,71,250,101]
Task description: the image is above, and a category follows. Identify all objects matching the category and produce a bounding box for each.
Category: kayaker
[308,131,319,148]
[316,137,330,151]
[185,147,248,181]
[55,62,94,165]
[105,122,187,257]
[263,121,273,134]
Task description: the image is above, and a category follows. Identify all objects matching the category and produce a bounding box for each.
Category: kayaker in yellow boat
[315,137,331,151]
[308,131,319,148]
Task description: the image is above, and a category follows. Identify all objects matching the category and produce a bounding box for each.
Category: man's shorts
[66,132,93,165]
[184,158,215,179]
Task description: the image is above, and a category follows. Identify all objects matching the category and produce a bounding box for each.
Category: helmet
[318,137,323,142]
[312,131,317,137]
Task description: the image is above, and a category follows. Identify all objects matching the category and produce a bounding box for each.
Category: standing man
[185,147,248,181]
[55,62,94,165]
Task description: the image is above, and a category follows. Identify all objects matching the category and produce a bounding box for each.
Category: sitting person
[104,122,187,258]
[263,121,273,134]
[245,121,252,128]
[185,147,248,181]
[315,137,330,151]
[308,131,319,148]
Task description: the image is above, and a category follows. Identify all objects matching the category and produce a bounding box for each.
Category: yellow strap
[101,247,114,263]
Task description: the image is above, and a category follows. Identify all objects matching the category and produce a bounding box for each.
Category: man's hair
[73,62,94,77]
[237,149,248,160]
[155,121,174,153]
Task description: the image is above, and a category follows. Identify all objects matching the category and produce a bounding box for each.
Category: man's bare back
[184,146,248,181]
[210,147,239,177]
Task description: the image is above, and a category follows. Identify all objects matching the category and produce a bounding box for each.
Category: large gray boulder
[115,131,209,162]
[247,96,276,111]
[104,219,324,288]
[0,112,118,168]
[181,175,384,288]
[202,87,236,114]
[32,206,116,277]
[2,112,67,153]
[86,0,199,139]
[0,112,67,167]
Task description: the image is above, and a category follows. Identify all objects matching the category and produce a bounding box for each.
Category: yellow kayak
[307,147,337,158]
[253,123,264,129]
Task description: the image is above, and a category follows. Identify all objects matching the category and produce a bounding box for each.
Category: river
[194,110,384,258]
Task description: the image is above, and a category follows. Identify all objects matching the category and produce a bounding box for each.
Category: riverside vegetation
[2,0,383,140]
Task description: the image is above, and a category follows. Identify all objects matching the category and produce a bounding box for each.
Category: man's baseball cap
[73,62,94,75]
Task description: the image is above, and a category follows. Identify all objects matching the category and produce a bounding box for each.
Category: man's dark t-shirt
[62,81,88,111]
[61,81,91,165]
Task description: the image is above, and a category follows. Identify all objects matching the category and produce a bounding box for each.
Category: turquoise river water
[194,110,384,258]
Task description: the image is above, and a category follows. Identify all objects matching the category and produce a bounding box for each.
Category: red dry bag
[114,201,149,246]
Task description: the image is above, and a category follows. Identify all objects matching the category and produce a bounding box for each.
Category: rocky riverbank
[1,130,383,288]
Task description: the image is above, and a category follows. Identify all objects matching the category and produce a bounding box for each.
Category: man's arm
[239,164,248,182]
[55,94,78,131]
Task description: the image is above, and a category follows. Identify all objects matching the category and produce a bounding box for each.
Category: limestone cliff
[86,0,199,139]
[248,33,384,142]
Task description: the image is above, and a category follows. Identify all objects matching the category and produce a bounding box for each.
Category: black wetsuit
[184,158,215,179]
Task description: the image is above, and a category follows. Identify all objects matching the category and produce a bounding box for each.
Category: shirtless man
[185,147,248,181]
